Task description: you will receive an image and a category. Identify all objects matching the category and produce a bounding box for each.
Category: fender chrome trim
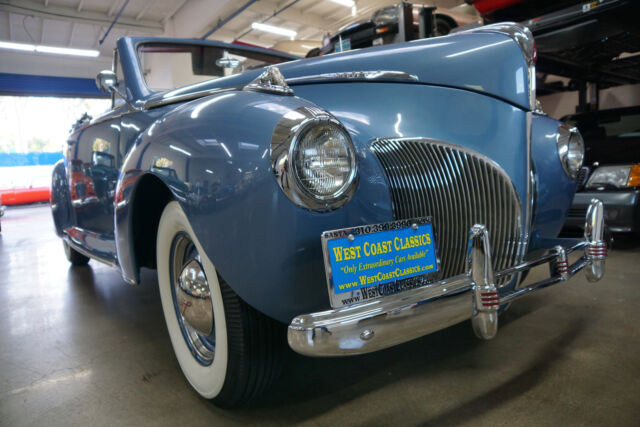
[286,70,419,85]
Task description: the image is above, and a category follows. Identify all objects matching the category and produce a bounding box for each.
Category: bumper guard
[288,199,608,356]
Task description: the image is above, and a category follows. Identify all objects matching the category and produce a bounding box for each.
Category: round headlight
[293,121,356,200]
[271,107,358,212]
[557,124,584,179]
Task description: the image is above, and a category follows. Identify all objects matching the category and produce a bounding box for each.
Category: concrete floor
[1,204,639,426]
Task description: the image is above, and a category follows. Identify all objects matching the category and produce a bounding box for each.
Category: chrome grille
[371,138,522,285]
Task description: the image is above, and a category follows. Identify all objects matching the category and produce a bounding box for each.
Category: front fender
[529,113,578,250]
[115,90,394,321]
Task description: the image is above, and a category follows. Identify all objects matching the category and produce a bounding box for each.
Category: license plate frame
[321,217,440,308]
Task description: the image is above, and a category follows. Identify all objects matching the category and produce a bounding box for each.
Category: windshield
[137,42,292,92]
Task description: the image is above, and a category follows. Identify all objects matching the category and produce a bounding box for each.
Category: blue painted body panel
[50,34,578,324]
[119,33,531,110]
[528,113,579,250]
[114,83,529,322]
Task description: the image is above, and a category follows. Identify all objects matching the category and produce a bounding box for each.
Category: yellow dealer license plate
[321,217,439,308]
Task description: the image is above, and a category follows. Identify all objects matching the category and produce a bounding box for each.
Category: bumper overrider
[288,199,608,357]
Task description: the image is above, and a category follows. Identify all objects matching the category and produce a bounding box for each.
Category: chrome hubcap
[170,233,216,365]
[177,259,213,335]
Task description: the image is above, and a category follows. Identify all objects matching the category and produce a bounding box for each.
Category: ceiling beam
[68,21,76,46]
[0,0,164,33]
[201,0,259,39]
[93,25,101,48]
[8,13,13,40]
[108,0,122,17]
[172,0,241,38]
[212,29,281,48]
[162,0,187,25]
[136,0,155,21]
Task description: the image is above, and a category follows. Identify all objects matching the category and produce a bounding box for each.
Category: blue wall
[0,73,108,98]
[0,152,63,167]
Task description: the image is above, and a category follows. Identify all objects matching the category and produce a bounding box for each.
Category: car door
[66,115,122,260]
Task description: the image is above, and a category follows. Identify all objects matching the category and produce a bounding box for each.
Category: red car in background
[466,0,583,22]
[69,158,98,208]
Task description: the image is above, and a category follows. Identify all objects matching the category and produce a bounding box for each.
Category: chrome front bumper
[288,199,608,357]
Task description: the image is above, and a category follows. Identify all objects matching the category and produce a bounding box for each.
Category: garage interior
[1,0,639,424]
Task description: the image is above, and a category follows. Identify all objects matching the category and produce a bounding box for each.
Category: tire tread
[213,279,285,407]
[65,242,90,266]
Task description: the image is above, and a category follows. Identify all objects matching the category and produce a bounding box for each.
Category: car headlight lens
[371,6,399,26]
[557,124,584,179]
[271,108,358,212]
[586,164,640,189]
[293,122,355,200]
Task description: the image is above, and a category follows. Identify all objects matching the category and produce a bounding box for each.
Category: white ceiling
[0,0,465,78]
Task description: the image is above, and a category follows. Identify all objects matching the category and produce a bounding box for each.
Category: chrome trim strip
[286,71,419,85]
[144,86,239,109]
[461,22,536,110]
[288,199,607,356]
[498,256,590,305]
[64,236,118,268]
[519,111,534,284]
[464,22,535,65]
[144,70,418,109]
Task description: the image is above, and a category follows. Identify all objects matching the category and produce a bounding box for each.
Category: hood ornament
[244,66,294,96]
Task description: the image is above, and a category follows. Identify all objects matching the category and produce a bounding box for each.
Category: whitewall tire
[156,201,285,407]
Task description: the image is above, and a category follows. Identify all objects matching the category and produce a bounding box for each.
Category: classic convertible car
[50,23,608,407]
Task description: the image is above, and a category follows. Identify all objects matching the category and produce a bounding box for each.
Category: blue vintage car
[50,23,608,407]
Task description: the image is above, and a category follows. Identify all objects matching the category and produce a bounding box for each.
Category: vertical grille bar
[371,138,522,285]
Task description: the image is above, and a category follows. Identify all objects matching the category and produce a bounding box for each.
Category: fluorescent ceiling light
[329,0,355,7]
[36,45,100,57]
[251,22,297,39]
[0,40,99,57]
[0,41,35,51]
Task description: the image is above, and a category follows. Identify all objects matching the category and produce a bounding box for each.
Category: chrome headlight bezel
[271,107,358,212]
[557,124,584,179]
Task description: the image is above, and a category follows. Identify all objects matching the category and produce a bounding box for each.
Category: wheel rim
[169,232,216,366]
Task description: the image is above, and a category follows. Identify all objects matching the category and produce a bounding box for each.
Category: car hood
[145,31,531,111]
